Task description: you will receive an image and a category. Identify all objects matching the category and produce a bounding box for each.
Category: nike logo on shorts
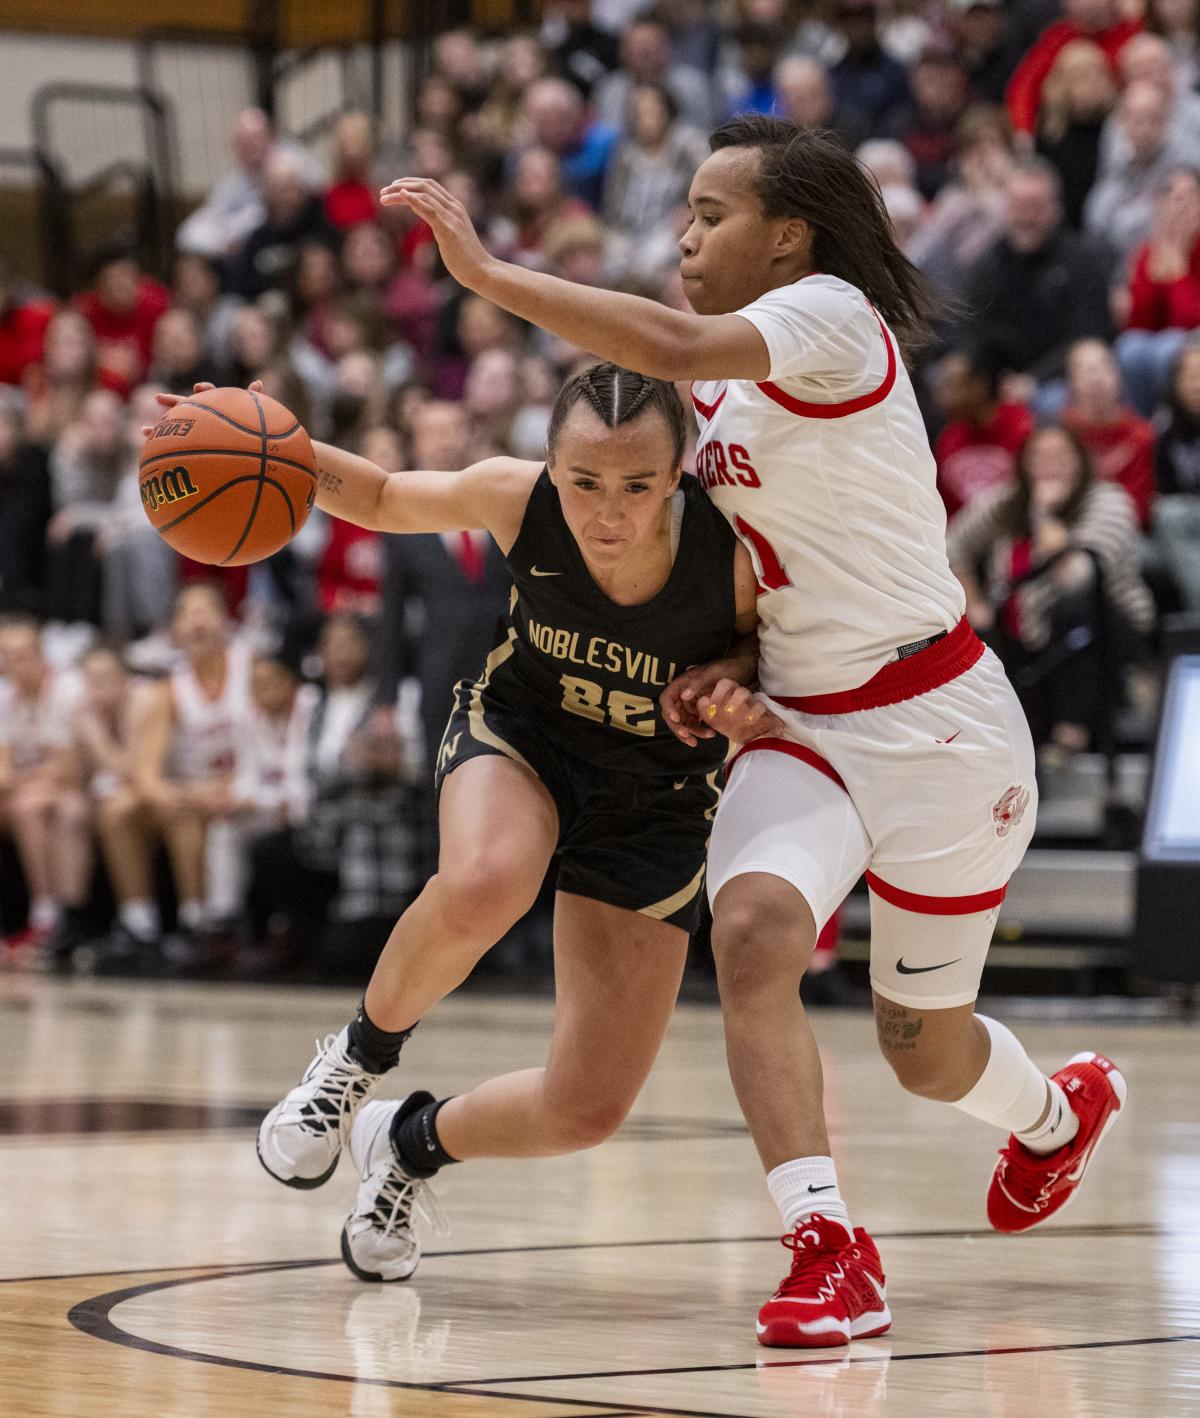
[896,957,962,975]
[936,730,961,744]
[530,567,561,577]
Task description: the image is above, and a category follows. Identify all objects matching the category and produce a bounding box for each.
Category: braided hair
[546,362,687,467]
[708,114,939,356]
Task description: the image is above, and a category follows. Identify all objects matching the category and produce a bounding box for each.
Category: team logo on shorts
[992,784,1030,838]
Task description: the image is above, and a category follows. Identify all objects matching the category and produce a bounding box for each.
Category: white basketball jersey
[692,273,965,697]
[168,641,252,781]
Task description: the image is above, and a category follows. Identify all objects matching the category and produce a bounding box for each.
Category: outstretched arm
[313,440,537,550]
[379,178,771,383]
[149,383,539,550]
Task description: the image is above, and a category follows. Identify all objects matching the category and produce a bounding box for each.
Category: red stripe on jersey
[775,618,984,715]
[866,871,1008,916]
[691,384,727,420]
[755,308,897,419]
[727,737,846,792]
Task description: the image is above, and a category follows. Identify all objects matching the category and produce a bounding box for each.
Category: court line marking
[68,1271,745,1418]
[446,1331,1200,1389]
[61,1226,1200,1418]
[3,1219,1158,1286]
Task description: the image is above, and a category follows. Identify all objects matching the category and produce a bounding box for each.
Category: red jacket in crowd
[936,402,1034,520]
[324,180,377,231]
[318,519,382,613]
[1063,407,1157,528]
[1006,16,1141,135]
[73,276,170,396]
[0,297,54,387]
[1125,236,1200,333]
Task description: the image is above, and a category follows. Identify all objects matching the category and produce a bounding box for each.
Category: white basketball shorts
[706,636,1037,1010]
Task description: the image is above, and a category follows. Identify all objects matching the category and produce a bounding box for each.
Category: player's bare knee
[430,862,536,941]
[875,1002,961,1099]
[712,893,815,1001]
[543,1097,628,1151]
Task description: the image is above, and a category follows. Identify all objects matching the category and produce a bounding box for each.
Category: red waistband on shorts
[774,617,984,716]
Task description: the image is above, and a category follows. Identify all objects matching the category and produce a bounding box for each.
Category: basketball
[138,386,316,566]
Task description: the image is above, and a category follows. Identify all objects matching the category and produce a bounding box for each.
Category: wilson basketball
[138,386,317,566]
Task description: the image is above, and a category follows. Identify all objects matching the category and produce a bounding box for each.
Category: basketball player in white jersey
[382,116,1127,1347]
[130,582,252,970]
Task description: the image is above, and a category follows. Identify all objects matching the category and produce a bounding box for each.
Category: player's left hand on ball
[141,380,264,439]
[697,681,785,744]
[379,177,491,289]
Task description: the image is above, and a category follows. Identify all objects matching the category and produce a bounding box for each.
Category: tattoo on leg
[876,1000,924,1054]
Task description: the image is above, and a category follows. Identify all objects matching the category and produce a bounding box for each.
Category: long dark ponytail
[709,114,939,357]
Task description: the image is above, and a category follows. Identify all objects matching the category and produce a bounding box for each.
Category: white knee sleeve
[950,1015,1048,1134]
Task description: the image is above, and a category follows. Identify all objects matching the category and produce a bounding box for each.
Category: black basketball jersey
[477,469,738,777]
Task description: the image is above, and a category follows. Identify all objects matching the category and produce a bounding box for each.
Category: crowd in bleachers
[1,0,1199,975]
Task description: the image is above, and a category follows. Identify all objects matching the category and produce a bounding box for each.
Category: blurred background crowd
[1,0,1199,984]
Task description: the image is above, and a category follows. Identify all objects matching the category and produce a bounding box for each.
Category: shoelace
[997,1140,1067,1201]
[774,1227,843,1300]
[370,1169,450,1241]
[280,1035,376,1142]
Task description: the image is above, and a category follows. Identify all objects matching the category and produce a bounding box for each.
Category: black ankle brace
[391,1096,459,1179]
[346,1001,415,1074]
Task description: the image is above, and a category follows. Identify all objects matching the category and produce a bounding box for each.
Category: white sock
[119,899,160,941]
[31,897,59,931]
[767,1156,852,1235]
[178,899,206,932]
[952,1016,1079,1153]
[1016,1077,1078,1155]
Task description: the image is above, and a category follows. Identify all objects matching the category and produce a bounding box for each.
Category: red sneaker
[987,1051,1127,1234]
[756,1215,891,1348]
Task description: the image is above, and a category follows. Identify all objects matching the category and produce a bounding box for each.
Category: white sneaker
[341,1096,449,1283]
[256,1027,386,1189]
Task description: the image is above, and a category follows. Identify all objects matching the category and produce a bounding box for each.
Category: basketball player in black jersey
[176,365,772,1280]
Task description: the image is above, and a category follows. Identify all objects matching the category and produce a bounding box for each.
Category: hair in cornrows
[546,362,686,466]
[708,114,940,356]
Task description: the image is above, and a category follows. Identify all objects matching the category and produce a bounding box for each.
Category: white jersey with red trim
[692,272,965,697]
[166,641,253,782]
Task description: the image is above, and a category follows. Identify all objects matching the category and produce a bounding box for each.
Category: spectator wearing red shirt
[0,260,54,388]
[1116,166,1200,415]
[1062,337,1157,526]
[73,251,170,398]
[1006,0,1141,137]
[316,425,393,614]
[317,517,383,614]
[935,344,1034,519]
[324,113,378,231]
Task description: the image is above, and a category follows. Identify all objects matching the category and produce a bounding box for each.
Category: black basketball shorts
[433,682,721,933]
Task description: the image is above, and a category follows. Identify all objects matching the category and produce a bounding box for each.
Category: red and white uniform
[695,274,1036,1009]
[166,642,252,783]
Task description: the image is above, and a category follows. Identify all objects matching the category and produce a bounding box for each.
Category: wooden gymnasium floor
[1,977,1198,1418]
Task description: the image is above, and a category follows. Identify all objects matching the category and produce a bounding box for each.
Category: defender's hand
[696,680,785,745]
[661,655,762,747]
[379,178,492,291]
